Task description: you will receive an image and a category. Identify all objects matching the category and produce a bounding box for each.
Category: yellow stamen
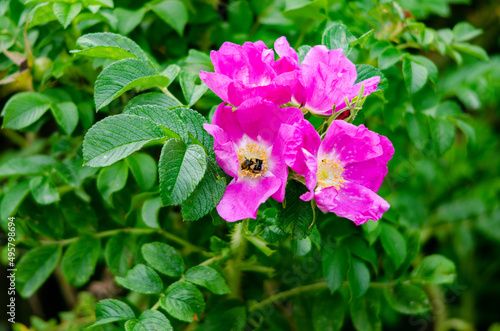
[317,155,345,190]
[237,142,269,178]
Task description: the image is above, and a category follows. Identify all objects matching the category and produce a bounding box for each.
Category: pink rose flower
[203,98,303,222]
[274,37,380,116]
[284,119,394,225]
[199,41,295,107]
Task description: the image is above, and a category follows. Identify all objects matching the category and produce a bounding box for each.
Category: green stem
[160,87,184,106]
[151,298,162,310]
[226,219,249,299]
[40,228,206,254]
[249,281,391,312]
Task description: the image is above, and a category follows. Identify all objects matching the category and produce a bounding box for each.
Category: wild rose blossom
[203,97,303,222]
[284,119,394,225]
[199,41,295,107]
[274,37,380,116]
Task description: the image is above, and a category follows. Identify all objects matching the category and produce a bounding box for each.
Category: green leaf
[94,58,169,110]
[105,232,135,277]
[377,46,403,70]
[403,58,428,94]
[350,289,381,331]
[322,244,349,293]
[228,0,253,33]
[61,235,101,287]
[185,265,230,295]
[126,153,157,191]
[355,64,388,92]
[16,245,62,298]
[343,236,378,270]
[409,55,438,85]
[161,281,205,322]
[116,264,163,294]
[125,310,173,331]
[429,117,455,155]
[29,176,60,205]
[60,194,97,233]
[297,45,311,64]
[0,180,30,230]
[72,32,148,61]
[186,49,212,67]
[141,196,163,229]
[410,254,457,284]
[159,139,207,206]
[171,108,213,152]
[97,161,128,206]
[322,22,356,54]
[123,92,182,112]
[179,70,208,107]
[150,0,188,36]
[29,3,57,28]
[380,224,407,269]
[455,119,476,145]
[50,101,79,135]
[1,92,52,130]
[181,157,226,221]
[453,21,482,42]
[453,42,489,61]
[141,242,184,277]
[348,257,370,299]
[312,292,345,331]
[114,7,146,35]
[124,105,187,140]
[384,283,431,314]
[83,114,166,167]
[350,29,374,48]
[277,180,313,239]
[88,299,135,328]
[53,2,82,29]
[0,155,54,178]
[203,300,246,331]
[405,112,429,150]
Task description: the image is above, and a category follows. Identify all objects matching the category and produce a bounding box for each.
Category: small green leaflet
[72,32,149,61]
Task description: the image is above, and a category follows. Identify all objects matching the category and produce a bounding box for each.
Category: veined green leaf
[150,0,188,36]
[72,32,148,61]
[142,242,184,277]
[185,265,230,295]
[1,92,52,130]
[116,264,163,294]
[94,58,169,110]
[125,310,173,331]
[83,114,167,167]
[53,2,82,29]
[322,22,356,55]
[16,245,62,298]
[159,139,207,206]
[161,281,205,322]
[50,101,79,135]
[61,235,101,287]
[403,58,428,94]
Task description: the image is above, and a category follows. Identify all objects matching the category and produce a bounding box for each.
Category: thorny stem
[40,228,207,255]
[226,219,249,299]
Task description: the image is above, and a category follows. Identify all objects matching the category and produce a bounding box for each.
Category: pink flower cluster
[201,37,393,225]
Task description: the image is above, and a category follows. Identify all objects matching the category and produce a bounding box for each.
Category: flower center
[317,156,345,190]
[237,142,269,178]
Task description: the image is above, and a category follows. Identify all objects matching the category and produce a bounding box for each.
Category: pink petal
[335,76,380,110]
[216,177,282,222]
[199,71,232,103]
[226,81,291,107]
[274,36,298,62]
[316,181,389,225]
[343,135,394,192]
[319,120,384,166]
[269,124,295,202]
[203,123,239,178]
[211,103,244,143]
[235,98,301,143]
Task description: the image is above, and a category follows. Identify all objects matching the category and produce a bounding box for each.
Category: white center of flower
[317,156,345,190]
[237,142,269,178]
